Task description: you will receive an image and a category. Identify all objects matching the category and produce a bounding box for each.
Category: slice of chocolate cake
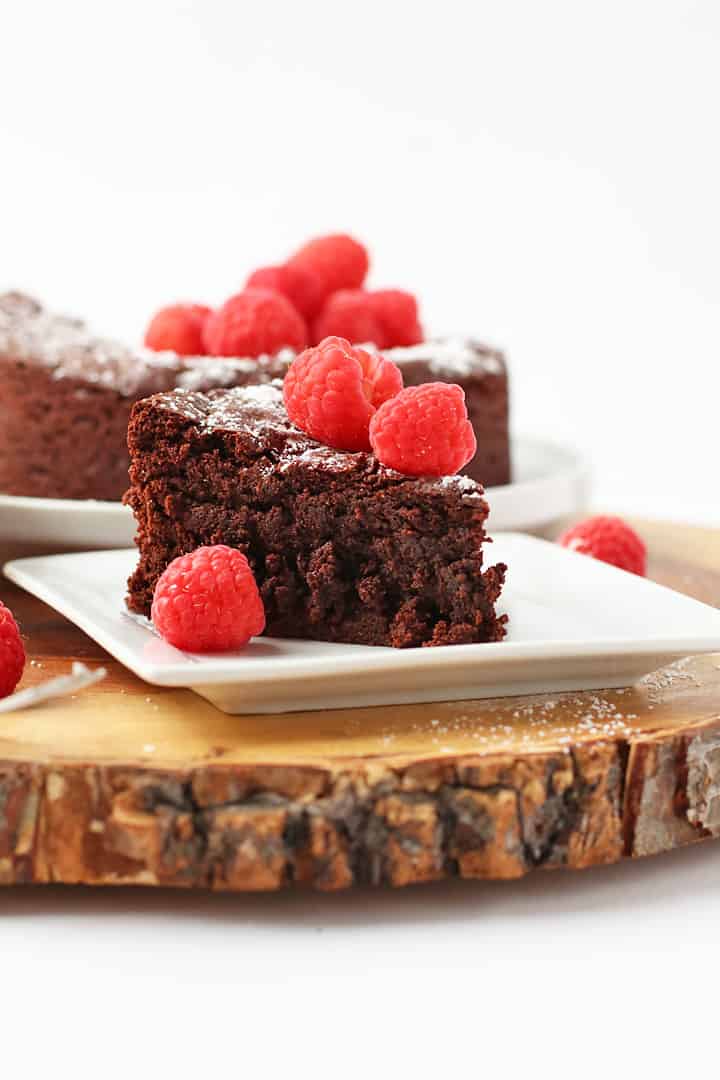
[125,383,507,648]
[0,293,511,501]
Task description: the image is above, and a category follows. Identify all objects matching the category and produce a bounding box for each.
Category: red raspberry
[245,264,324,321]
[369,383,476,477]
[288,234,369,298]
[203,289,307,358]
[370,290,423,348]
[151,545,266,652]
[312,290,384,347]
[144,304,211,356]
[283,336,403,452]
[558,516,646,576]
[0,601,25,699]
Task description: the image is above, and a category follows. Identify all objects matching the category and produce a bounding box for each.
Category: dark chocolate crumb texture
[125,383,507,648]
[0,292,510,501]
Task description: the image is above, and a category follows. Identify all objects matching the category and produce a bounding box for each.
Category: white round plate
[0,493,136,550]
[486,436,590,532]
[0,436,589,552]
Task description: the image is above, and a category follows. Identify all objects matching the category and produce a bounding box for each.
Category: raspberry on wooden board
[559,517,647,576]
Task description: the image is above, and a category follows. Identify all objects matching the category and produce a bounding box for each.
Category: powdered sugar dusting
[373,691,639,753]
[157,381,294,438]
[433,473,479,493]
[387,338,505,378]
[0,292,293,398]
[205,381,286,420]
[174,349,294,391]
[1,295,502,405]
[156,381,488,507]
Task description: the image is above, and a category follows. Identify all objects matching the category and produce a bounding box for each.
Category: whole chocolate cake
[125,383,507,649]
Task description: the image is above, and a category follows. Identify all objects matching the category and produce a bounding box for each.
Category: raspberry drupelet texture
[288,234,369,299]
[283,336,403,452]
[0,601,25,699]
[203,289,307,358]
[312,289,384,347]
[369,382,477,477]
[151,545,266,652]
[245,264,324,321]
[370,289,423,348]
[558,516,647,576]
[144,304,212,356]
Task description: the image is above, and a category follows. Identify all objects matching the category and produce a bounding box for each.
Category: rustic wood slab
[1,518,719,892]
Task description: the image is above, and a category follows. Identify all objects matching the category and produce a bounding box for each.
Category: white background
[2,1,720,1075]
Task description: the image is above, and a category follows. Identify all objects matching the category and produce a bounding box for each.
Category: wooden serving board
[1,519,720,892]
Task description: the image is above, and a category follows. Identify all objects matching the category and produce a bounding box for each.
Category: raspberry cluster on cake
[125,383,507,649]
[0,292,510,500]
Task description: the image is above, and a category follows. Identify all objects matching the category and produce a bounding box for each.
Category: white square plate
[5,534,720,714]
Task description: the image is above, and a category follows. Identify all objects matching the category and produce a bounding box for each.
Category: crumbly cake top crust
[385,338,505,377]
[147,381,483,501]
[0,292,291,398]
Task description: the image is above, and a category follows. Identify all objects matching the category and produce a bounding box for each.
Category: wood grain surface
[1,518,719,891]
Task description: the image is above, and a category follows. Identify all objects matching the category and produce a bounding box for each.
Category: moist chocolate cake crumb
[125,383,507,649]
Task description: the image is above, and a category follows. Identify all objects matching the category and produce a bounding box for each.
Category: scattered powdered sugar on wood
[639,657,703,703]
[374,691,642,752]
